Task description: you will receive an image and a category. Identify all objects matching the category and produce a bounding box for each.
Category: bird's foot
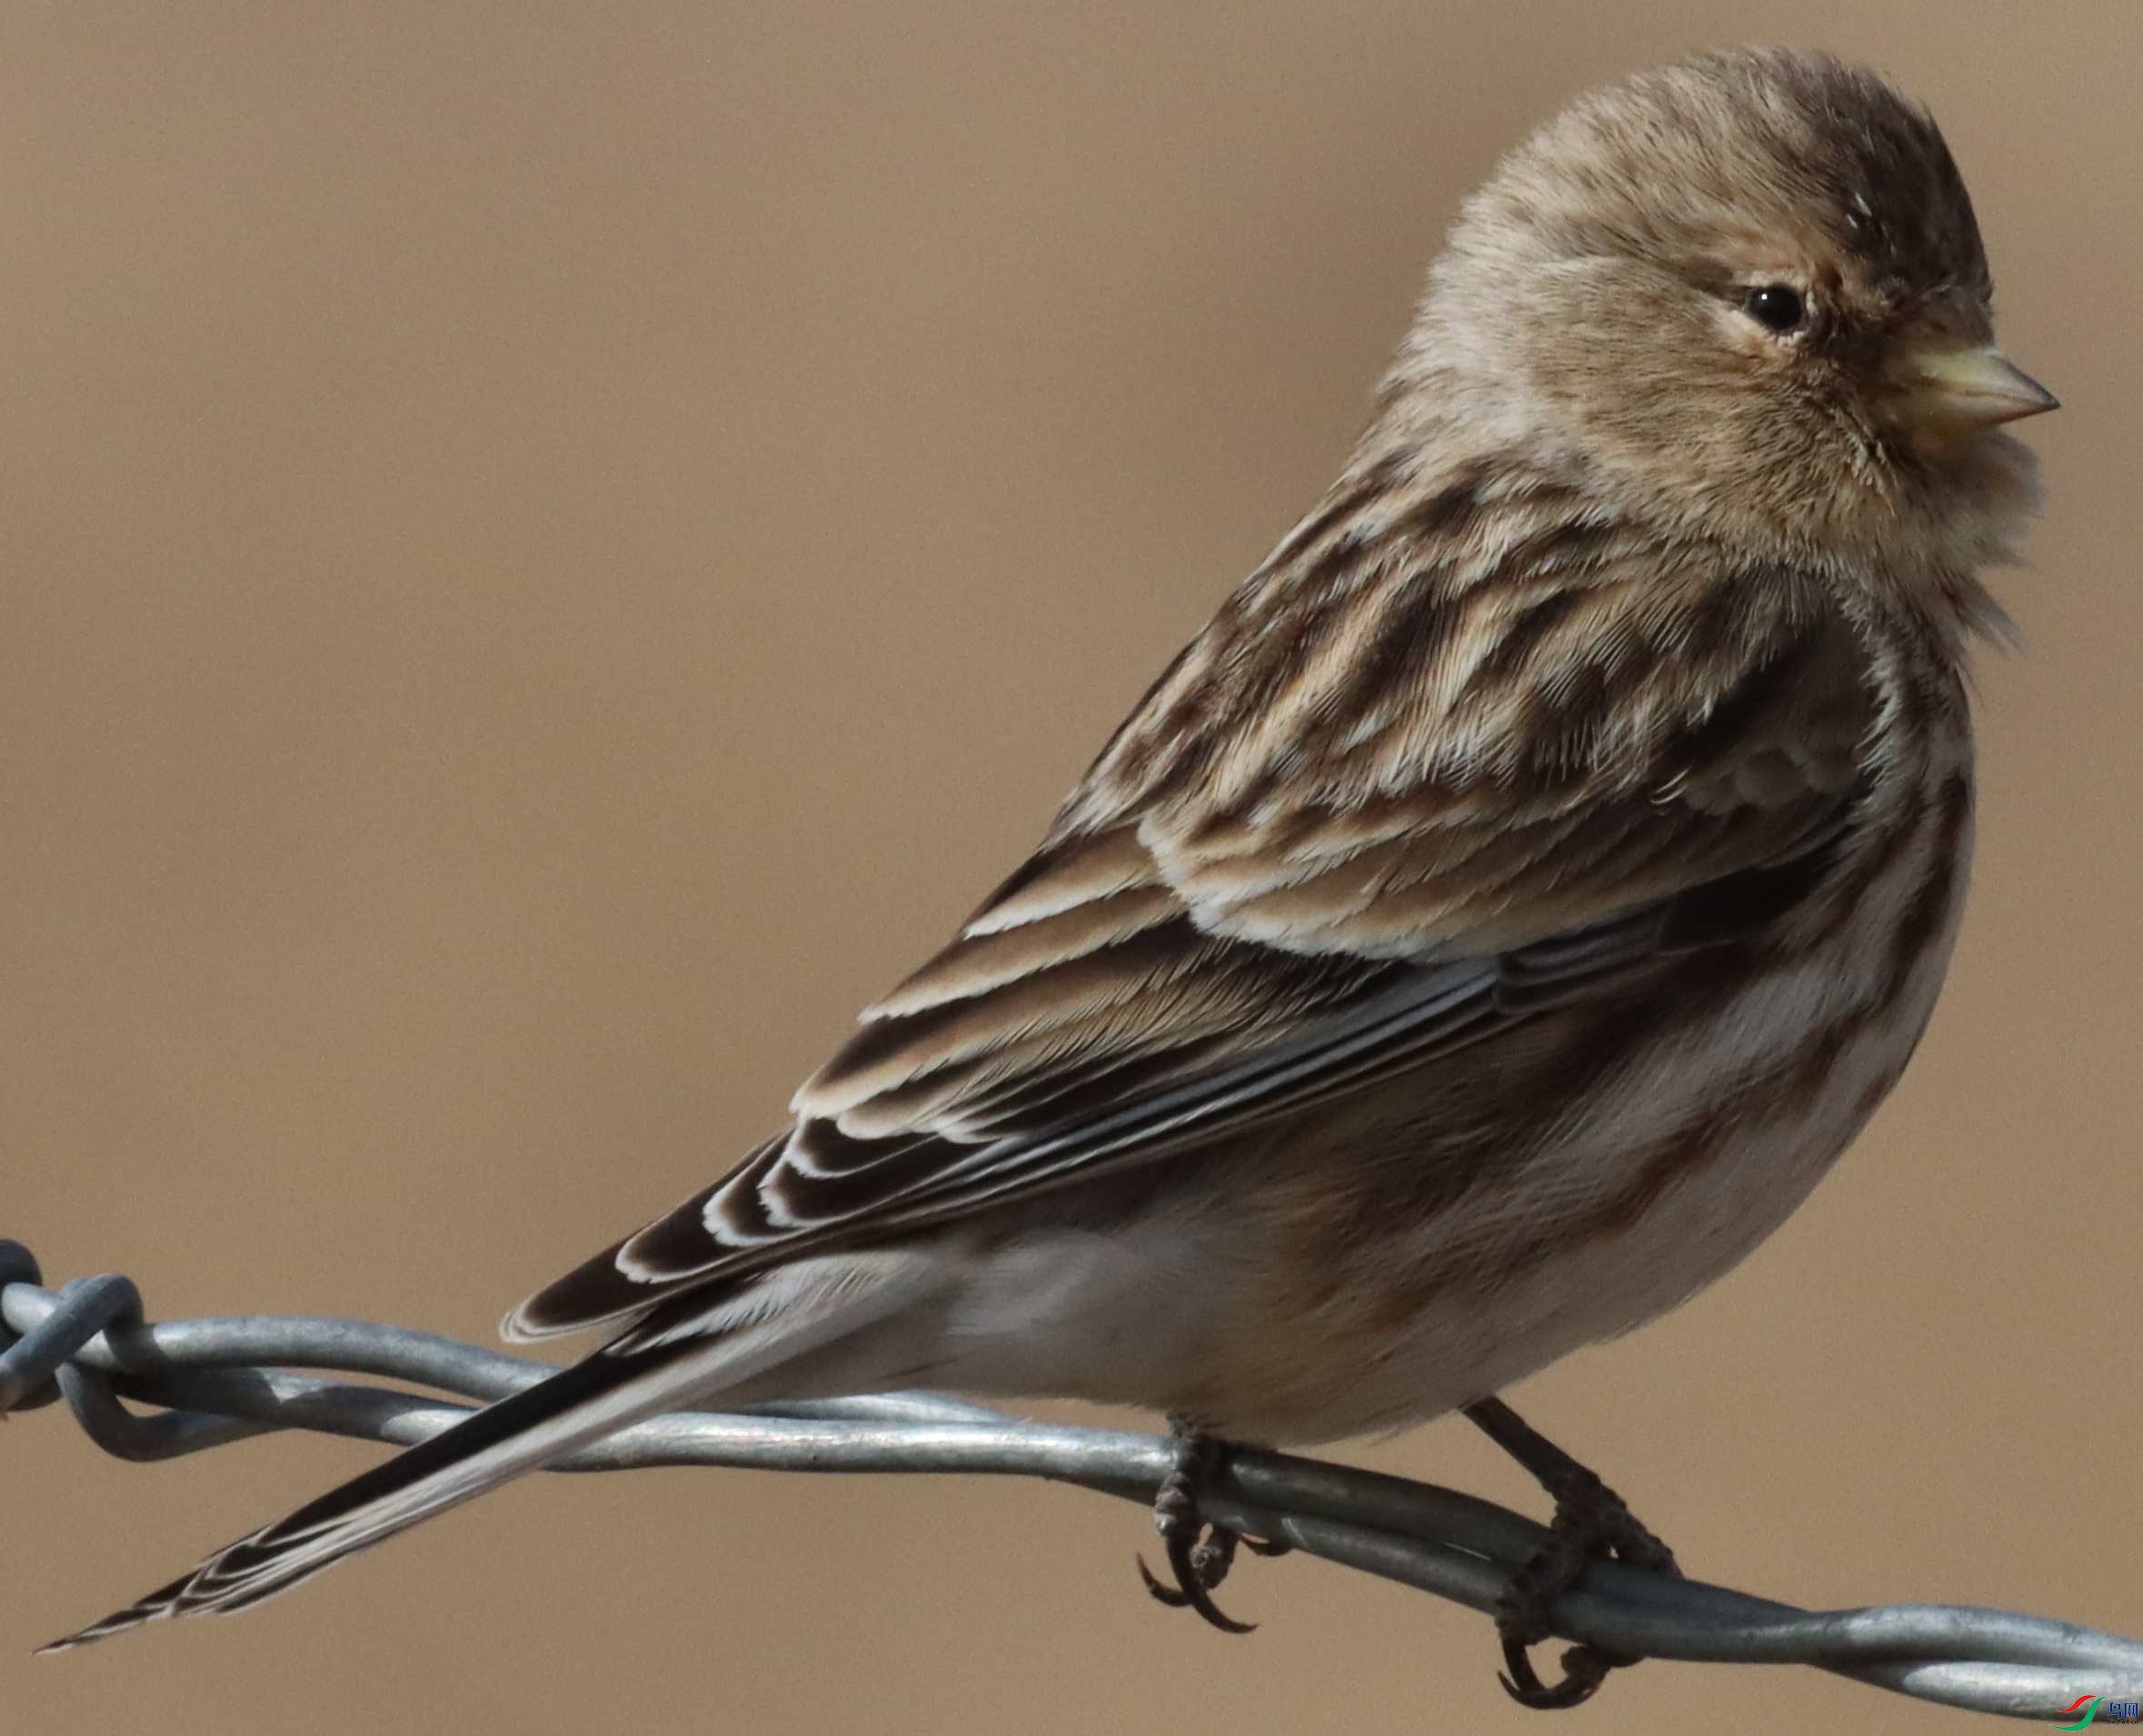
[1461,1397,1680,1711]
[1135,1417,1290,1634]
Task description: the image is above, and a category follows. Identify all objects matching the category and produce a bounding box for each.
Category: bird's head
[1393,46,2052,574]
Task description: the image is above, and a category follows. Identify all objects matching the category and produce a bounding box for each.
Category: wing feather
[506,505,1877,1345]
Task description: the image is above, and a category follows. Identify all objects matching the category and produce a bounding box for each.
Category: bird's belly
[1242,920,1958,1442]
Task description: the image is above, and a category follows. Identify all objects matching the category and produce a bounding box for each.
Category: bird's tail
[43,1250,955,1651]
[41,1340,711,1651]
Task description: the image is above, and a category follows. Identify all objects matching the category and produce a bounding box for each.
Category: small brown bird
[52,45,2053,1698]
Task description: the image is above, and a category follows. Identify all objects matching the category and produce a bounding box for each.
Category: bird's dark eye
[1741,284,1807,334]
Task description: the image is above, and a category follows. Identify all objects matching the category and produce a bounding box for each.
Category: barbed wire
[3,1238,2135,1720]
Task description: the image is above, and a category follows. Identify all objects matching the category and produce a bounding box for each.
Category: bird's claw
[1490,1490,1665,1707]
[1134,1419,1281,1634]
[1496,1634,1629,1711]
[1463,1396,1680,1711]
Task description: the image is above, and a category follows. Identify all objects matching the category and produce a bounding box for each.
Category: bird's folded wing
[509,544,1873,1345]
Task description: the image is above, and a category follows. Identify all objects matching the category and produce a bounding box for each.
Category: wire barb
[3,1242,2138,1721]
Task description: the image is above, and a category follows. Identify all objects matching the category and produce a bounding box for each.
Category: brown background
[1,5,2133,1733]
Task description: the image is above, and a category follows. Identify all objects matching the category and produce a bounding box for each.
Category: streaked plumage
[50,45,2052,1650]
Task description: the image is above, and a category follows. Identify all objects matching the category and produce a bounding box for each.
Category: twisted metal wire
[3,1239,2136,1720]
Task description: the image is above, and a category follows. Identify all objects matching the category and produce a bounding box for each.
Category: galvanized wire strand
[3,1245,2136,1721]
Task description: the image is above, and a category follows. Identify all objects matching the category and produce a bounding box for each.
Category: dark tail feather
[42,1341,695,1651]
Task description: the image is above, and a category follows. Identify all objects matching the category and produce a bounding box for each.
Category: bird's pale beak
[1896,342,2059,435]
